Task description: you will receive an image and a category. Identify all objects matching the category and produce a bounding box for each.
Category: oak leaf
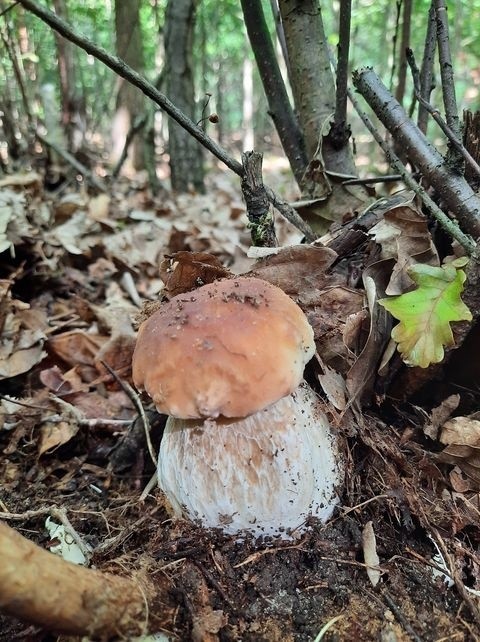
[379,258,472,368]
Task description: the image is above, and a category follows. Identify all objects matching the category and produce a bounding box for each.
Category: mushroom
[132,277,343,538]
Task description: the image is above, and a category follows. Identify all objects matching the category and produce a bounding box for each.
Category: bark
[417,4,437,134]
[241,151,277,247]
[0,522,150,637]
[240,0,307,184]
[278,0,356,176]
[394,0,412,106]
[52,0,83,151]
[165,0,204,192]
[353,67,480,241]
[113,0,146,170]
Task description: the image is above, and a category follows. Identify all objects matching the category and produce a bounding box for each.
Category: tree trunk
[165,0,204,192]
[112,0,146,171]
[52,0,84,152]
[278,0,356,176]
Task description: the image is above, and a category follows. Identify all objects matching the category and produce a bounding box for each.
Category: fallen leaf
[438,415,480,486]
[160,251,232,298]
[379,258,472,368]
[424,395,461,440]
[362,521,381,587]
[38,419,79,455]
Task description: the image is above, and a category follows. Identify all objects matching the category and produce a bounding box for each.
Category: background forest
[2,0,480,190]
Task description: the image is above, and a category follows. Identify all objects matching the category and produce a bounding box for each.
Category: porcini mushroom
[133,277,343,537]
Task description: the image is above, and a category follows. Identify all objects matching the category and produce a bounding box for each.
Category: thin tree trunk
[278,0,357,178]
[165,0,204,192]
[52,0,82,151]
[395,0,413,106]
[112,0,146,170]
[241,0,307,185]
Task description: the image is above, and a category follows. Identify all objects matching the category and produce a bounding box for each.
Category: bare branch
[331,0,352,149]
[352,67,478,251]
[406,48,480,179]
[241,0,307,184]
[435,0,462,148]
[417,3,437,133]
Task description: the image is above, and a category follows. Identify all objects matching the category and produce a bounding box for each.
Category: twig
[417,3,437,133]
[430,528,480,626]
[99,360,157,468]
[406,48,480,178]
[0,505,91,563]
[331,0,351,148]
[381,589,424,642]
[342,173,420,186]
[264,186,316,242]
[434,0,461,145]
[0,2,18,19]
[352,67,479,249]
[394,0,413,106]
[35,131,106,191]
[112,113,148,179]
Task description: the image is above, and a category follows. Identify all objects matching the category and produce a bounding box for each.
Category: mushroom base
[157,384,343,538]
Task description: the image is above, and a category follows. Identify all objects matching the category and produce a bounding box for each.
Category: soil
[0,411,478,642]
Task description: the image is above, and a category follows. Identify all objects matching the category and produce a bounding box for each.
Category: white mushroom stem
[158,383,343,538]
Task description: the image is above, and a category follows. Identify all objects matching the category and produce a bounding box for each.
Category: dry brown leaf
[362,520,381,587]
[0,285,48,379]
[0,189,33,254]
[424,395,461,440]
[248,245,338,303]
[48,331,104,367]
[316,355,347,411]
[346,261,392,409]
[369,194,439,295]
[53,192,87,219]
[160,251,232,298]
[438,416,480,486]
[0,171,42,190]
[38,419,79,456]
[308,286,364,375]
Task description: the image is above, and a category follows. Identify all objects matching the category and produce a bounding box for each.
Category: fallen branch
[0,521,151,636]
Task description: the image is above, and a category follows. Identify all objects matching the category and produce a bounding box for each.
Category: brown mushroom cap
[132,277,315,418]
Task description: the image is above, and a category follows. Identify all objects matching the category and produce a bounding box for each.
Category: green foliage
[379,259,472,368]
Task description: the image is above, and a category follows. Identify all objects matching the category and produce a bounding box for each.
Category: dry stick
[330,0,351,148]
[35,131,106,192]
[241,151,277,247]
[434,0,461,144]
[417,3,437,133]
[112,113,148,179]
[406,48,480,179]
[16,0,314,241]
[352,67,480,249]
[0,521,151,637]
[394,0,412,106]
[240,0,307,184]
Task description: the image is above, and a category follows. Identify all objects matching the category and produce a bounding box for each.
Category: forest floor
[0,164,479,641]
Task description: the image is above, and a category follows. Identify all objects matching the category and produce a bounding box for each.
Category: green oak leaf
[379,258,472,368]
